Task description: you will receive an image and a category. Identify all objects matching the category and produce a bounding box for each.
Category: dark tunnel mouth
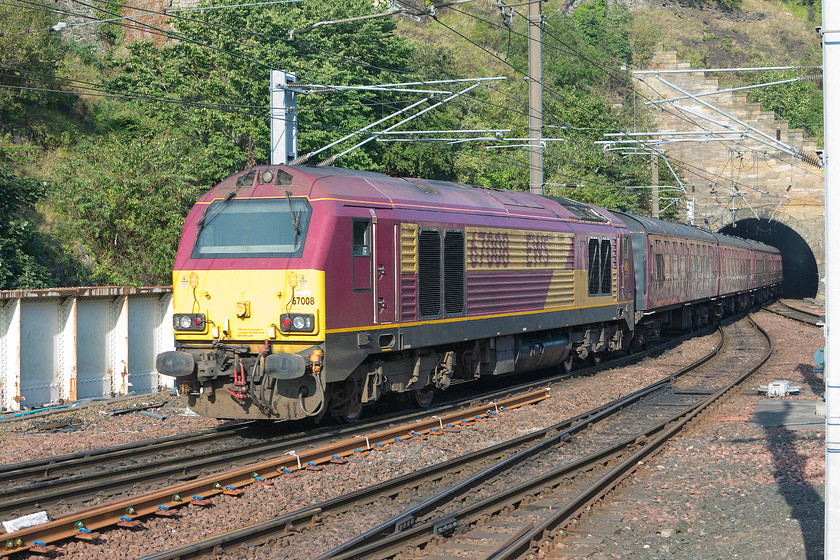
[718,218,818,300]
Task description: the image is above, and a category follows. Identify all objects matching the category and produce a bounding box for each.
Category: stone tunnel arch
[718,218,819,299]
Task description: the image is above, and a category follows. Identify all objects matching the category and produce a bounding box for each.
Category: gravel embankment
[1,306,824,560]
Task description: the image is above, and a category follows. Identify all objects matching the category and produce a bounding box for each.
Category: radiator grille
[418,230,441,318]
[400,223,418,274]
[444,231,465,315]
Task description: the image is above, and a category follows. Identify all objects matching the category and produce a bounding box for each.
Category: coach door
[372,211,396,324]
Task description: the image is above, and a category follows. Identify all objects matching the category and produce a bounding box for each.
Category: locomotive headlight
[278,313,315,333]
[173,313,206,331]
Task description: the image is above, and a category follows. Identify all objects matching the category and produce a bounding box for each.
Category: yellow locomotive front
[156,171,331,420]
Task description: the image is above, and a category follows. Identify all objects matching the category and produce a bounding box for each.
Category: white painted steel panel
[0,287,173,409]
[157,294,175,390]
[0,300,21,410]
[110,296,129,397]
[20,301,60,406]
[76,299,113,400]
[128,296,167,394]
[58,297,77,402]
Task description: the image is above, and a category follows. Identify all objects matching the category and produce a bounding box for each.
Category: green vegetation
[749,70,823,140]
[0,169,52,289]
[0,0,822,288]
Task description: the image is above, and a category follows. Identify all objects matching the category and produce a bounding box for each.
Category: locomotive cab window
[352,218,372,292]
[192,197,311,259]
[353,220,371,256]
[587,238,612,296]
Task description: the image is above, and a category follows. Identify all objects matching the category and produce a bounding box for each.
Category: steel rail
[0,323,709,520]
[490,316,773,559]
[762,299,822,327]
[0,373,568,521]
[0,407,467,518]
[1,362,578,516]
[1,390,549,555]
[319,319,769,559]
[0,421,255,484]
[136,327,725,560]
[777,299,822,316]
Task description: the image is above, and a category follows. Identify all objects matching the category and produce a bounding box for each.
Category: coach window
[650,244,655,281]
[655,253,665,282]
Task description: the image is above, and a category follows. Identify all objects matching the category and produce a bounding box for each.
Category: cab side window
[353,220,371,256]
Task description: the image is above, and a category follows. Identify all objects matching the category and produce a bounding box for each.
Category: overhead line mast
[527,0,543,195]
[822,4,840,557]
[500,0,545,194]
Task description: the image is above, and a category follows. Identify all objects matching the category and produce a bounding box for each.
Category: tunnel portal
[718,218,818,300]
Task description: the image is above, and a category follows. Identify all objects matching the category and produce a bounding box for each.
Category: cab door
[372,212,396,324]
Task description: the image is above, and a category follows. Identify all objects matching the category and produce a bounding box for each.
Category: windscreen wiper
[286,190,302,247]
[196,190,237,232]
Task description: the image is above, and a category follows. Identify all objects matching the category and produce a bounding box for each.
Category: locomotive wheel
[561,353,574,374]
[411,386,435,409]
[338,401,364,423]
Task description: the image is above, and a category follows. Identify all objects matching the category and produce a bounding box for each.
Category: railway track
[0,325,723,557]
[0,390,550,556]
[0,383,549,523]
[135,316,771,560]
[763,299,823,327]
[324,318,770,560]
[0,323,708,527]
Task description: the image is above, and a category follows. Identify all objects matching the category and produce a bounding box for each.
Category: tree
[0,7,68,130]
[0,169,53,289]
[51,134,203,285]
[105,0,416,180]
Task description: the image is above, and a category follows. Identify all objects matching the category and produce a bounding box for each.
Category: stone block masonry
[636,46,825,297]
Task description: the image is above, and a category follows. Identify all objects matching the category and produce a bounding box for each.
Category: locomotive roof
[613,211,779,254]
[209,165,622,226]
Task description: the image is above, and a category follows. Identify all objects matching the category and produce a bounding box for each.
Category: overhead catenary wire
[7,0,820,204]
[11,0,535,129]
[441,6,738,179]
[11,0,442,125]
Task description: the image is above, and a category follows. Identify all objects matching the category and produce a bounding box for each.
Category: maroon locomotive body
[156,165,781,421]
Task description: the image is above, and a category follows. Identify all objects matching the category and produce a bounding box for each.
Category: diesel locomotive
[156,165,782,421]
